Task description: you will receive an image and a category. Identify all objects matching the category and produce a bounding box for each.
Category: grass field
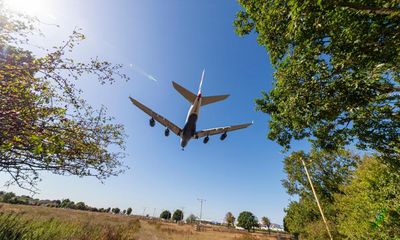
[0,203,292,240]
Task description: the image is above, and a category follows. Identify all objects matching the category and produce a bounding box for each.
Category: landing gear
[164,128,170,136]
[220,132,227,141]
[203,136,209,144]
[149,118,155,127]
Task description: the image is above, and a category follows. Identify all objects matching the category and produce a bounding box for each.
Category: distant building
[258,223,284,232]
[270,223,285,232]
[235,226,245,230]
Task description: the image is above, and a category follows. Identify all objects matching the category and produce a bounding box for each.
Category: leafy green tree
[237,211,258,232]
[53,200,61,207]
[261,216,271,233]
[186,214,197,224]
[126,207,132,215]
[172,209,183,222]
[283,149,358,201]
[284,199,323,239]
[160,210,171,220]
[0,1,128,192]
[336,156,400,239]
[225,212,235,227]
[234,0,400,168]
[60,199,75,209]
[112,208,120,214]
[91,207,98,212]
[2,192,16,203]
[282,149,358,239]
[75,202,86,210]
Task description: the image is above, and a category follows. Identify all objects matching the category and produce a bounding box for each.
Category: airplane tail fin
[201,94,229,106]
[173,70,229,105]
[172,81,197,104]
[198,69,205,95]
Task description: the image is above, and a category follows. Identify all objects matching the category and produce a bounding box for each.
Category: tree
[282,149,358,239]
[237,211,258,232]
[122,209,126,215]
[335,156,400,239]
[261,216,271,233]
[112,208,120,214]
[160,210,171,220]
[172,209,184,222]
[283,149,359,201]
[234,0,400,168]
[60,199,75,209]
[126,207,132,215]
[225,212,235,227]
[186,214,197,224]
[284,199,336,240]
[2,192,16,203]
[0,1,128,192]
[75,202,86,210]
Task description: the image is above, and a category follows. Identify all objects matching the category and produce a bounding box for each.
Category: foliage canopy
[225,212,235,227]
[126,207,132,215]
[336,156,400,239]
[172,209,184,222]
[282,149,358,238]
[237,211,258,232]
[0,2,129,191]
[235,0,400,167]
[160,210,171,220]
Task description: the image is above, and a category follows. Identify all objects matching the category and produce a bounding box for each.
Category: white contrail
[129,63,158,82]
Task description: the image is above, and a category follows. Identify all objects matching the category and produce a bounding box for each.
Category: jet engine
[149,118,155,127]
[220,132,227,140]
[164,128,170,136]
[203,136,209,144]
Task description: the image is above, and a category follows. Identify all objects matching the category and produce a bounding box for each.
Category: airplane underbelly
[183,113,197,138]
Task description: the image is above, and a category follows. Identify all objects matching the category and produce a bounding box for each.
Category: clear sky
[2,0,309,224]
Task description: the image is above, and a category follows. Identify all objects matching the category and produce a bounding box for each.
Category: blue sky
[2,0,309,224]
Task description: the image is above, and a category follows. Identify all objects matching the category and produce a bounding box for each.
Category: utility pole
[300,157,333,240]
[197,198,206,225]
[153,208,156,218]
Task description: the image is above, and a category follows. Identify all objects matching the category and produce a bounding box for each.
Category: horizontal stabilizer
[201,94,229,106]
[172,81,197,104]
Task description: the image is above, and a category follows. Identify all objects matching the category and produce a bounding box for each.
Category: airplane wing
[129,97,182,136]
[194,122,253,138]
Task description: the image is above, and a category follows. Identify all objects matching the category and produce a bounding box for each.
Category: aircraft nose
[180,139,187,148]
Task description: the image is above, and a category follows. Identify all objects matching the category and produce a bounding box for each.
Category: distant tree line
[0,191,132,215]
[0,191,281,232]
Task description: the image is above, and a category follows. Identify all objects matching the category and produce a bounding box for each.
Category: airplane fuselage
[180,93,202,148]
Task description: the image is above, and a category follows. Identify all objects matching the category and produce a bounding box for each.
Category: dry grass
[0,204,292,240]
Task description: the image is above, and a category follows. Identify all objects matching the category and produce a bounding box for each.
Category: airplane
[129,70,252,149]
